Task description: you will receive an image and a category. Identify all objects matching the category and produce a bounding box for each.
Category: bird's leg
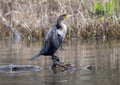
[51,55,67,69]
[51,55,59,69]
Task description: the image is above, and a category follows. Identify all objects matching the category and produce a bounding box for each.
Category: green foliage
[94,2,104,15]
[90,0,119,17]
[106,1,112,16]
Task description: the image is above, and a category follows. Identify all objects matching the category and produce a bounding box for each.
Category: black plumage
[29,14,71,67]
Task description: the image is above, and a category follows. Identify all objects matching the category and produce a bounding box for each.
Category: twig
[0,15,21,42]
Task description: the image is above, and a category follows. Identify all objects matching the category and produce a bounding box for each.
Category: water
[0,39,120,85]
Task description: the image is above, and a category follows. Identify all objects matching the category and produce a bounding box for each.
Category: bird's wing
[45,24,57,40]
[40,24,64,55]
[40,25,57,50]
[52,30,61,48]
[44,25,63,48]
[45,27,53,41]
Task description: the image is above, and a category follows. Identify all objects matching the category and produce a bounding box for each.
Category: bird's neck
[56,20,64,29]
[56,21,67,38]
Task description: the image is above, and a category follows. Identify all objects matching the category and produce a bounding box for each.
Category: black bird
[29,14,71,68]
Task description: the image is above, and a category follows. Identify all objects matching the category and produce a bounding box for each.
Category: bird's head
[57,14,72,22]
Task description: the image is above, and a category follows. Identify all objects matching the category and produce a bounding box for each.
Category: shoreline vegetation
[0,0,120,41]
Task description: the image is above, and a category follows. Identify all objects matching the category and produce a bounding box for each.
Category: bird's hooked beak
[65,15,72,18]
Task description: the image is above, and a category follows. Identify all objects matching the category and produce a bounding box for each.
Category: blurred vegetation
[0,0,120,41]
[90,0,119,17]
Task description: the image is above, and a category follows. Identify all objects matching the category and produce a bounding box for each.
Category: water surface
[0,39,120,85]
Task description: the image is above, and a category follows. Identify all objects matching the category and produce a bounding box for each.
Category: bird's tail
[29,52,41,61]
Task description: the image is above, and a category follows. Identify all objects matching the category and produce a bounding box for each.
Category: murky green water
[0,39,120,85]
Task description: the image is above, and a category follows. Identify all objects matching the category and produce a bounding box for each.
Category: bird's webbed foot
[50,55,75,74]
[51,55,67,69]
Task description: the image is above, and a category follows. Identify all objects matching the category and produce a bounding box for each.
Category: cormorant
[29,14,71,68]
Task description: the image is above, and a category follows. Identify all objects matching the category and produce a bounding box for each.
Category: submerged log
[0,64,41,73]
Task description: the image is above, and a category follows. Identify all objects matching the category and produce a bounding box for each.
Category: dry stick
[0,16,14,31]
[0,15,21,42]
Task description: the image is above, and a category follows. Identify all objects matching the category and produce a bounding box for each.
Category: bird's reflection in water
[44,64,75,85]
